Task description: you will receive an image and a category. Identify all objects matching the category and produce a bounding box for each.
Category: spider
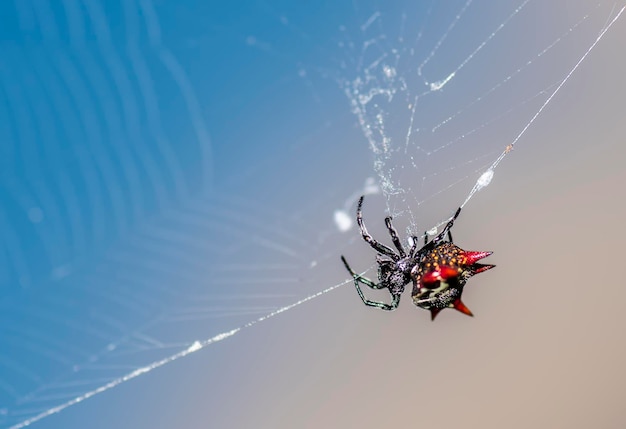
[341,196,494,320]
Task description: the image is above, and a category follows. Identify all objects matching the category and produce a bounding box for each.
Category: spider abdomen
[411,242,494,320]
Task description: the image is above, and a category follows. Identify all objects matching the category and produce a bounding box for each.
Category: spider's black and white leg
[341,256,400,311]
[409,232,428,258]
[409,235,420,256]
[384,216,406,257]
[434,207,461,244]
[356,196,399,260]
[340,256,383,289]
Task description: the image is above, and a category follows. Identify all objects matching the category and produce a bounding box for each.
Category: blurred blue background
[0,2,375,427]
[1,1,625,428]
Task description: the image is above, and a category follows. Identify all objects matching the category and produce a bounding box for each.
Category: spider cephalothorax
[341,196,494,320]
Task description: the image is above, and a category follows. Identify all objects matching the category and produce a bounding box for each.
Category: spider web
[0,1,623,428]
[338,1,625,237]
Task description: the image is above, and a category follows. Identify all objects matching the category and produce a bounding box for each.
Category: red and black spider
[341,196,494,320]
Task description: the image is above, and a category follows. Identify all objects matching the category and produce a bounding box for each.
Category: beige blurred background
[220,8,626,429]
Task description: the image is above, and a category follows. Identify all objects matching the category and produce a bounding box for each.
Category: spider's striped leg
[408,235,420,256]
[341,256,400,311]
[384,216,406,257]
[356,196,399,260]
[341,256,384,289]
[354,284,400,311]
[434,207,461,244]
